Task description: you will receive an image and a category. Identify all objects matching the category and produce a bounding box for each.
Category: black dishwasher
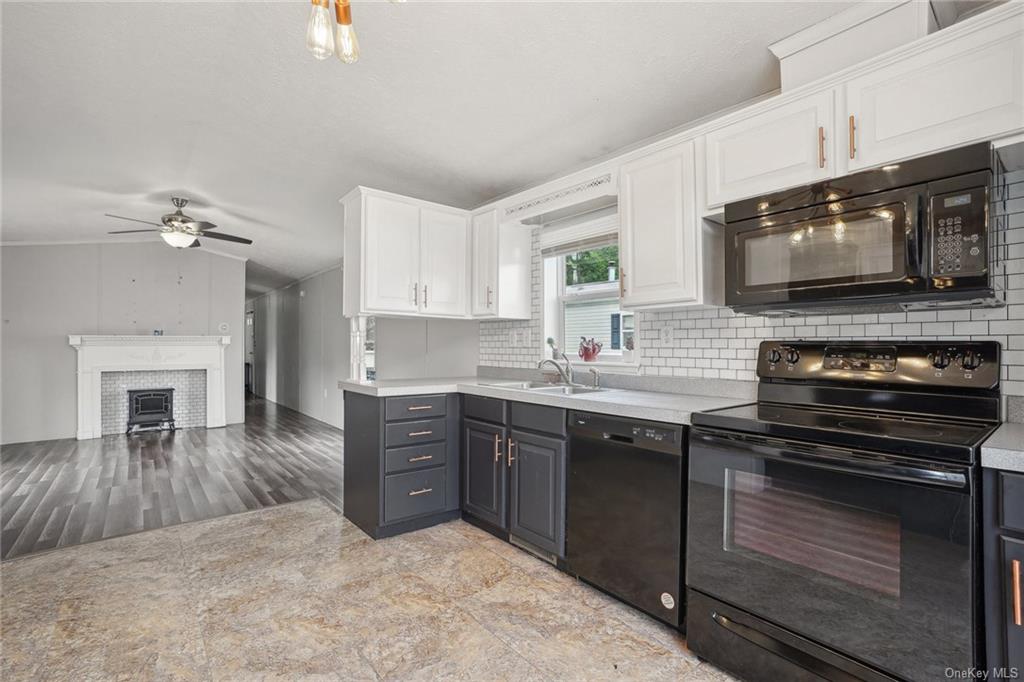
[566,410,685,628]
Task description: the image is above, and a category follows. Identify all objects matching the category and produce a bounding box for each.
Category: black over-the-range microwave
[723,143,1007,315]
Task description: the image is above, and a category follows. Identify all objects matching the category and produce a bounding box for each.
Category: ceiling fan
[106,197,253,249]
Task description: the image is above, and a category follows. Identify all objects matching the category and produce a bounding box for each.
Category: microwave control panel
[930,186,987,278]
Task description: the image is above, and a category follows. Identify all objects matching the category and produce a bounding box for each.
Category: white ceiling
[1,1,857,296]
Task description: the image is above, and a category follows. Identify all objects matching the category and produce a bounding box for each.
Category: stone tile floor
[1,498,735,681]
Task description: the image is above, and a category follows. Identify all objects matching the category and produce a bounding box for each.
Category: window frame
[538,214,639,373]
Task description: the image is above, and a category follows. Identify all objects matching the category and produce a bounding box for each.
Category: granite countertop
[982,423,1024,472]
[339,377,748,425]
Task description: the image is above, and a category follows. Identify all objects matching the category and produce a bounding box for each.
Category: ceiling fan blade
[108,229,161,234]
[200,231,252,245]
[105,213,162,227]
[189,239,201,248]
[184,220,217,231]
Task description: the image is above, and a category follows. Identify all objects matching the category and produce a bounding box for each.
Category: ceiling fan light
[162,231,197,249]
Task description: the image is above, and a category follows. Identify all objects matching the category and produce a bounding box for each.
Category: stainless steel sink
[482,381,609,395]
[483,380,555,390]
[529,385,609,395]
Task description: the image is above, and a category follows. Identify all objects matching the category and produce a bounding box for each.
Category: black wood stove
[126,388,174,434]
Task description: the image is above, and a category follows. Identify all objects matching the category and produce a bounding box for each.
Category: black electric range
[686,340,1001,682]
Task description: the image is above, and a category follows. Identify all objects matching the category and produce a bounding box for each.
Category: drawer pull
[1014,558,1022,627]
[406,405,433,411]
[408,487,433,497]
[407,430,433,437]
[407,454,433,463]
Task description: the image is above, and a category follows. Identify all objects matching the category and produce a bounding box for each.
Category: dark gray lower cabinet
[509,429,565,557]
[463,418,507,529]
[343,391,460,539]
[461,395,566,559]
[984,468,1024,676]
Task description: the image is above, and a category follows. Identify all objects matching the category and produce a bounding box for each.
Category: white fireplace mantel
[69,335,231,440]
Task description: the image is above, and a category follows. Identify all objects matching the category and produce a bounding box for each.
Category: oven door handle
[693,430,969,491]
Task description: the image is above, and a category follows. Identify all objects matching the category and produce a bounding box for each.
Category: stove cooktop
[690,402,998,463]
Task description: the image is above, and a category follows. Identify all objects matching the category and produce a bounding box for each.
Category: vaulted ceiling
[2,1,857,295]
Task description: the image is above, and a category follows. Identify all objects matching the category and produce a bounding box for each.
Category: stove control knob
[766,348,782,364]
[960,350,983,371]
[785,348,801,365]
[931,351,953,370]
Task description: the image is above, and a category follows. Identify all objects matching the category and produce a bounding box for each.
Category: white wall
[249,265,347,429]
[1,242,246,444]
[375,318,480,380]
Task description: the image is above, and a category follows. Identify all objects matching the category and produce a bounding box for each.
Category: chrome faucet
[538,359,572,385]
[541,338,576,385]
[588,367,600,388]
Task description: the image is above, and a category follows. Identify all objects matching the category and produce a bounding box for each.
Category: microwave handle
[692,430,968,491]
[906,194,925,278]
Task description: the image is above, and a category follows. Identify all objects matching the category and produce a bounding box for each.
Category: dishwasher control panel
[570,411,681,448]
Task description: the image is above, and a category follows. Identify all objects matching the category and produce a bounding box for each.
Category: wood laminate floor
[0,395,344,560]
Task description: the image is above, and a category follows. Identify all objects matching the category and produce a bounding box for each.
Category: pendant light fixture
[306,0,335,59]
[307,0,368,63]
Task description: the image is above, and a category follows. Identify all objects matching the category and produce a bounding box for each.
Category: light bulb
[334,0,360,63]
[162,231,197,249]
[306,0,334,60]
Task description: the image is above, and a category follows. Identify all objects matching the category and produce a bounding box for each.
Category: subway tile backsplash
[479,170,1024,401]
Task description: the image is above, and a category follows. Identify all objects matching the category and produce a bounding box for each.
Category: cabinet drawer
[1000,472,1024,533]
[385,394,446,421]
[510,402,566,438]
[384,467,446,523]
[464,395,507,424]
[385,442,447,475]
[385,418,446,447]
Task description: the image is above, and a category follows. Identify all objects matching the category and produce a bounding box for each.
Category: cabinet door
[705,89,834,207]
[420,208,469,317]
[619,140,698,308]
[463,419,507,529]
[845,20,1024,172]
[509,429,565,557]
[363,194,421,314]
[1003,536,1024,672]
[471,210,498,316]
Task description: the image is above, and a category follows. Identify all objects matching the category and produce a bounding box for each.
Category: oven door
[687,428,977,682]
[725,186,927,310]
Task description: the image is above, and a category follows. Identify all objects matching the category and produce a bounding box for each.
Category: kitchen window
[540,210,636,367]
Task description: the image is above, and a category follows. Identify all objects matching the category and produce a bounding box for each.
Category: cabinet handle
[493,433,501,463]
[818,126,826,169]
[619,269,626,298]
[413,282,419,306]
[486,285,493,308]
[508,438,515,468]
[406,405,433,411]
[408,487,433,497]
[408,454,433,462]
[1014,558,1022,627]
[423,285,428,308]
[407,430,433,437]
[848,115,856,160]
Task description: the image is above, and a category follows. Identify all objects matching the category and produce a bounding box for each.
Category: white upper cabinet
[705,89,835,208]
[363,193,421,315]
[342,187,470,320]
[619,139,705,309]
[420,207,469,317]
[470,209,532,320]
[471,210,498,316]
[844,14,1024,171]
